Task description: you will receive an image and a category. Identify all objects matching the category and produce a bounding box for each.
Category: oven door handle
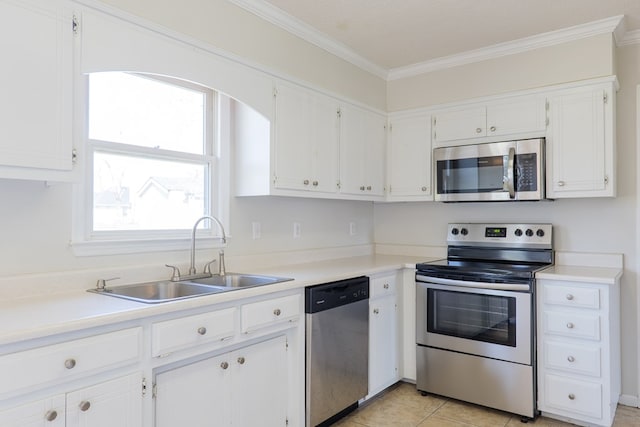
[416,274,530,291]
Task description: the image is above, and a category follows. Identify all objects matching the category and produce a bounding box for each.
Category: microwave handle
[504,146,515,198]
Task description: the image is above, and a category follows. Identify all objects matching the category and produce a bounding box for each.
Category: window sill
[70,237,224,257]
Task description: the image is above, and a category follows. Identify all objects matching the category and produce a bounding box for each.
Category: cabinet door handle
[366,186,372,191]
[303,179,309,185]
[237,357,245,365]
[567,355,575,363]
[360,186,365,191]
[45,410,58,422]
[568,393,576,400]
[79,401,91,412]
[312,181,319,186]
[64,358,76,369]
[490,126,496,132]
[476,127,482,133]
[220,361,229,370]
[566,322,575,329]
[421,186,427,192]
[273,308,282,316]
[566,294,574,300]
[197,327,207,335]
[373,308,379,314]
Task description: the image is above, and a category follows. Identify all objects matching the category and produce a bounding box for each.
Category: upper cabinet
[386,113,432,201]
[546,80,616,199]
[339,104,386,200]
[0,0,74,181]
[432,94,546,146]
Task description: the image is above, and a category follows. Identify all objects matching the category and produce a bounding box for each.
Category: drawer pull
[566,322,575,329]
[566,294,574,300]
[220,361,229,370]
[79,401,91,412]
[567,355,575,363]
[45,410,58,422]
[197,327,207,335]
[568,393,576,400]
[273,308,282,316]
[64,358,76,369]
[383,283,389,289]
[237,357,245,365]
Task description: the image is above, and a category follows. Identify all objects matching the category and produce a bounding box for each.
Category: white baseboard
[618,394,639,408]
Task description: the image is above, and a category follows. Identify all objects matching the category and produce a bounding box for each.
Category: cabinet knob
[45,410,58,422]
[421,186,427,192]
[490,126,496,132]
[366,186,372,191]
[566,322,575,329]
[373,308,379,314]
[220,361,229,370]
[273,308,282,316]
[197,327,207,335]
[557,181,566,187]
[568,393,576,400]
[79,401,91,412]
[237,356,245,365]
[383,283,389,289]
[64,358,76,369]
[303,179,310,185]
[360,186,365,191]
[567,355,575,363]
[566,294,574,301]
[476,127,482,133]
[312,181,318,186]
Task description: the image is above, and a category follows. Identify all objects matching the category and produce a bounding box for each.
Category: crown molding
[226,0,388,79]
[388,15,625,80]
[619,29,640,46]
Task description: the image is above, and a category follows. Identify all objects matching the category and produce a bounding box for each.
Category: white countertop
[536,264,622,285]
[0,254,429,347]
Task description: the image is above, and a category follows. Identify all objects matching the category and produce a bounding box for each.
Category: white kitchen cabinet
[386,113,432,201]
[367,272,399,398]
[431,94,546,146]
[537,277,621,427]
[0,0,74,181]
[339,104,386,200]
[274,81,340,194]
[0,373,142,427]
[546,80,616,198]
[155,335,288,427]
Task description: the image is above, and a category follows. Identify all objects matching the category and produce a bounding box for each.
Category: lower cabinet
[155,335,288,427]
[367,272,399,398]
[0,373,142,427]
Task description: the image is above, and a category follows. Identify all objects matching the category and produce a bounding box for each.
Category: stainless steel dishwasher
[305,276,369,427]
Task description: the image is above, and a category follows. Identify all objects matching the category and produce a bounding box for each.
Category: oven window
[427,289,516,347]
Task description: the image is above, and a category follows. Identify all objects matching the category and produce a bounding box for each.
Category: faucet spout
[189,215,227,276]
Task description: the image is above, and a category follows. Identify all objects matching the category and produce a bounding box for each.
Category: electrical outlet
[293,222,301,238]
[252,222,261,239]
[349,221,357,236]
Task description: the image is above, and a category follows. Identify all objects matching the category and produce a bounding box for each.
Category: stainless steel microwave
[434,138,545,202]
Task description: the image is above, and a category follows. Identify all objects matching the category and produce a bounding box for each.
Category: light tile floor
[335,382,640,427]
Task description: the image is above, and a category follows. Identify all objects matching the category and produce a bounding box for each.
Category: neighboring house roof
[137,176,204,199]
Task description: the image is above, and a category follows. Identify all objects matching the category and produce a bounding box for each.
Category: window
[73,72,227,254]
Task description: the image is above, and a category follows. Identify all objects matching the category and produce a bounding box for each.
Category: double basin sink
[89,273,294,304]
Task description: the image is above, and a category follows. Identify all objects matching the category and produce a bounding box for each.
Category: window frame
[71,72,230,256]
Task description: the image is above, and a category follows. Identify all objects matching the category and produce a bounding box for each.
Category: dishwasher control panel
[305,276,369,314]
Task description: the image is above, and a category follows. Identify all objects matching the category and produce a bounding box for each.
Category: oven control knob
[451,228,459,235]
[460,228,468,236]
[536,229,545,237]
[525,229,534,237]
[515,228,523,237]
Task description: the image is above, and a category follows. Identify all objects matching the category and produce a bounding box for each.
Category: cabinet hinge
[152,382,158,398]
[72,15,79,34]
[433,117,437,127]
[142,377,147,397]
[273,87,278,98]
[286,417,289,426]
[389,124,392,132]
[388,185,392,193]
[604,175,609,185]
[337,108,341,118]
[545,100,549,111]
[604,92,608,104]
[71,148,78,164]
[545,117,549,127]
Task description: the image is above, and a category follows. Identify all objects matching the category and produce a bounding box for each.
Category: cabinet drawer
[543,284,600,309]
[543,311,600,340]
[544,340,601,377]
[544,374,602,419]
[241,294,301,333]
[152,308,236,357]
[0,327,141,395]
[370,274,396,298]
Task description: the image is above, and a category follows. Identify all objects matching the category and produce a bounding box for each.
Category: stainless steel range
[415,223,553,420]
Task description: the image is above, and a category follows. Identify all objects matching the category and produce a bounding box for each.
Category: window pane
[93,152,207,231]
[89,72,205,154]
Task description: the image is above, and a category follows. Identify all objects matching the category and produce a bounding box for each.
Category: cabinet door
[232,335,288,427]
[66,373,142,427]
[0,394,65,427]
[486,95,546,138]
[0,0,73,177]
[368,295,398,397]
[274,82,339,193]
[432,106,486,144]
[339,104,386,198]
[155,353,232,427]
[387,114,432,200]
[547,85,614,198]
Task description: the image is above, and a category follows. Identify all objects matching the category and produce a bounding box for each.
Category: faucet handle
[203,259,217,275]
[96,277,120,290]
[165,264,181,282]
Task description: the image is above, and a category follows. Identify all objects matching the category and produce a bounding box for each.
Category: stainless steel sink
[183,273,293,289]
[88,280,226,304]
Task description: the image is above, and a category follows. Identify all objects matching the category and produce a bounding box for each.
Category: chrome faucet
[189,215,227,276]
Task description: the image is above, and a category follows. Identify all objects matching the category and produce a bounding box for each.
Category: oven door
[416,278,532,365]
